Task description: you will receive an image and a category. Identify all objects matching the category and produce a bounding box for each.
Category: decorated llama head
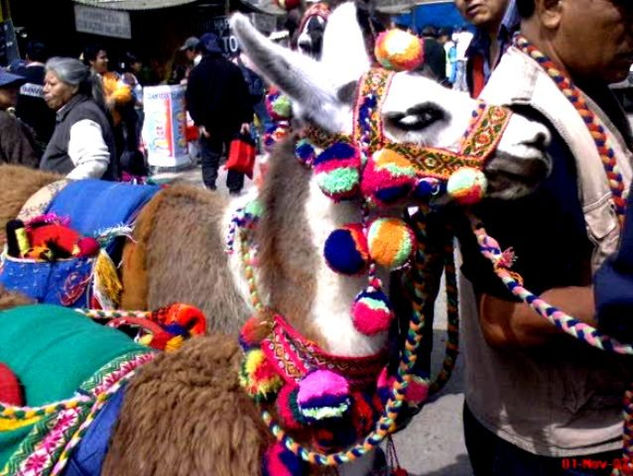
[230,2,550,200]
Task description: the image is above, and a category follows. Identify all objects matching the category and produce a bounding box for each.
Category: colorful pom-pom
[75,237,100,257]
[274,0,300,11]
[239,348,283,401]
[446,166,487,205]
[361,149,418,208]
[0,363,23,406]
[239,316,270,350]
[323,223,369,275]
[262,441,307,476]
[352,288,395,335]
[405,375,430,406]
[266,89,292,120]
[313,142,361,201]
[412,178,441,200]
[297,370,351,423]
[376,366,395,405]
[295,138,316,167]
[367,217,416,270]
[374,29,424,72]
[276,383,306,430]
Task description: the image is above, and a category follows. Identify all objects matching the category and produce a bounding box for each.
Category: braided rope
[470,216,633,355]
[50,366,144,475]
[431,234,459,395]
[76,308,151,320]
[470,215,633,474]
[0,395,91,420]
[515,36,626,226]
[405,210,459,398]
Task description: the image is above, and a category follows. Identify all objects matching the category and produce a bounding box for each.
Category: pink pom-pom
[405,376,429,406]
[297,370,351,422]
[351,288,394,335]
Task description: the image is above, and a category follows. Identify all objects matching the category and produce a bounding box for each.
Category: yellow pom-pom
[374,29,424,71]
[447,167,488,205]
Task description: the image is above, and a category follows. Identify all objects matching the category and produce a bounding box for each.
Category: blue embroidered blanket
[0,180,160,307]
[46,179,160,238]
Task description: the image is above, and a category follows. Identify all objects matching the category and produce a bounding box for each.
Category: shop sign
[74,5,132,39]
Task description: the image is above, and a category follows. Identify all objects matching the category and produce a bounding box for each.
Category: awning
[73,0,199,10]
[239,0,285,16]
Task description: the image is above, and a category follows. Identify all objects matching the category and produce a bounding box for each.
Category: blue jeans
[464,404,624,475]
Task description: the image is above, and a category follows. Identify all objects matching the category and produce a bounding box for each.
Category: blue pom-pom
[374,184,413,204]
[323,225,368,275]
[295,139,316,166]
[413,178,442,200]
[313,142,357,166]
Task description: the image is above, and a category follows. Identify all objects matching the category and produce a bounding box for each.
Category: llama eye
[385,104,445,131]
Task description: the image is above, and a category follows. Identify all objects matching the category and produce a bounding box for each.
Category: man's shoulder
[481,46,553,106]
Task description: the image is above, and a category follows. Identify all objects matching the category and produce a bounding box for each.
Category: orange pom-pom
[374,29,424,71]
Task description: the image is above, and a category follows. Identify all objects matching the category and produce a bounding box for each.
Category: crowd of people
[0,34,264,195]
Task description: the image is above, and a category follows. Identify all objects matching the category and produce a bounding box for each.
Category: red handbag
[226,133,257,179]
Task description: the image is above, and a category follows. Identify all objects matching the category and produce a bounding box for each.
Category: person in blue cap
[185,32,253,194]
[0,68,39,167]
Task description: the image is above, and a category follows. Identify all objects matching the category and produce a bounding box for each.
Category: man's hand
[198,126,210,138]
[479,286,596,349]
[239,123,250,135]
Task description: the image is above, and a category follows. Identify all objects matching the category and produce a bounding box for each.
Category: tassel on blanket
[93,249,122,309]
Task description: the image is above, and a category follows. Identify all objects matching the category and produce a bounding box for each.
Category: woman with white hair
[40,57,117,180]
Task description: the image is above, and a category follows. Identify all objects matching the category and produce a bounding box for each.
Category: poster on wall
[142,85,190,168]
[74,5,132,39]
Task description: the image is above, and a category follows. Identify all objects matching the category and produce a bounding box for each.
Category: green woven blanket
[0,304,146,467]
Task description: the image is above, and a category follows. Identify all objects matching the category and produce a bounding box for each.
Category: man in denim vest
[456,0,633,474]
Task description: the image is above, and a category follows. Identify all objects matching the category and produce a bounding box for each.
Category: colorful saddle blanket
[0,304,155,475]
[0,180,160,308]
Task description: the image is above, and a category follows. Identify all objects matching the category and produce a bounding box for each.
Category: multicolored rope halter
[234,67,515,469]
[515,35,627,226]
[470,37,633,475]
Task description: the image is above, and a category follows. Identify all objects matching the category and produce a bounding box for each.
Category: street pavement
[151,163,474,476]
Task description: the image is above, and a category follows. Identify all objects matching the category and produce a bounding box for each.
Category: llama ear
[321,2,371,89]
[230,13,343,130]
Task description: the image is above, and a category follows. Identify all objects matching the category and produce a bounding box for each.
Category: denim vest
[461,46,633,456]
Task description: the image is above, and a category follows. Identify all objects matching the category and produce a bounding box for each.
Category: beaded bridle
[232,67,515,469]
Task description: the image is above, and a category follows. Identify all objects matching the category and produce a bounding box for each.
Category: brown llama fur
[0,285,35,310]
[103,334,271,476]
[0,164,61,244]
[120,183,251,334]
[256,136,319,340]
[104,139,327,475]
